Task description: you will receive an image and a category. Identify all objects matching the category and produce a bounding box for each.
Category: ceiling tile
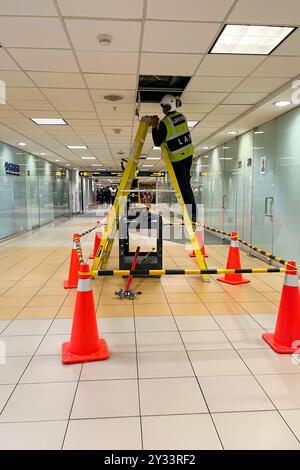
[180,103,216,113]
[58,0,143,18]
[67,119,99,127]
[147,0,235,21]
[0,49,19,70]
[90,89,135,103]
[182,92,228,104]
[251,57,300,78]
[101,119,133,127]
[9,49,79,73]
[0,71,34,87]
[187,76,243,92]
[27,72,85,88]
[212,104,251,114]
[76,51,139,74]
[140,53,201,75]
[143,21,220,53]
[0,0,58,15]
[223,92,268,105]
[6,88,46,101]
[84,74,136,90]
[0,18,69,49]
[235,77,288,92]
[204,114,238,122]
[228,0,300,25]
[61,111,98,119]
[7,100,55,111]
[65,19,141,52]
[274,28,300,56]
[196,55,265,77]
[42,89,94,111]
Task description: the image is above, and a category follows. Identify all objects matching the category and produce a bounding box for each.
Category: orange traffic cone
[64,233,81,289]
[190,222,208,258]
[62,263,109,364]
[263,260,300,353]
[89,221,102,259]
[217,231,250,285]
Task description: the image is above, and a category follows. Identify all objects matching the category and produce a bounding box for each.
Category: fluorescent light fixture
[210,24,295,55]
[226,130,238,135]
[152,146,161,150]
[142,164,154,167]
[254,130,265,134]
[80,156,96,160]
[67,145,88,149]
[188,120,199,128]
[18,142,26,146]
[55,159,60,162]
[91,164,103,166]
[202,146,210,150]
[40,152,47,156]
[31,118,67,125]
[273,100,292,108]
[147,157,161,160]
[220,157,233,160]
[223,146,230,149]
[203,155,210,158]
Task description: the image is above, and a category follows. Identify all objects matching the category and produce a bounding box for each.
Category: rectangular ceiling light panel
[210,25,295,55]
[31,118,67,125]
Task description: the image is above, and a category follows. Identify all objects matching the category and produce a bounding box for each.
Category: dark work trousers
[172,155,197,224]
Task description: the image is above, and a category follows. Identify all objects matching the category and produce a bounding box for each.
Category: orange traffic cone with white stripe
[217,231,250,285]
[263,260,300,353]
[89,221,102,259]
[62,263,109,364]
[190,222,208,258]
[64,233,81,289]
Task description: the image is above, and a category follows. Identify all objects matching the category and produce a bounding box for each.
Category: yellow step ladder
[91,115,209,282]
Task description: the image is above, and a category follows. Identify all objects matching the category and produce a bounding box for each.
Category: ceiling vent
[104,94,123,102]
[113,128,122,134]
[97,34,113,46]
[137,75,191,103]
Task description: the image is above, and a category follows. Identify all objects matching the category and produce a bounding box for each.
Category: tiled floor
[0,216,300,449]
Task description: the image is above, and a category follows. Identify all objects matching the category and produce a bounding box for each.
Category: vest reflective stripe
[162,112,194,163]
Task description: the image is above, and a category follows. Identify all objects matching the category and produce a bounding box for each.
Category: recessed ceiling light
[273,100,292,108]
[210,24,295,55]
[223,146,230,149]
[18,142,26,146]
[203,155,210,158]
[91,164,103,166]
[66,164,70,166]
[80,156,96,160]
[55,159,60,162]
[67,145,88,149]
[152,146,161,150]
[31,118,67,125]
[254,130,265,134]
[226,130,238,135]
[40,152,47,156]
[188,120,199,128]
[142,164,154,167]
[147,157,161,160]
[202,146,210,150]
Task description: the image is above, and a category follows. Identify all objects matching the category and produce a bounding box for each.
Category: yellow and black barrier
[203,225,287,266]
[96,267,289,277]
[78,225,98,238]
[74,238,84,264]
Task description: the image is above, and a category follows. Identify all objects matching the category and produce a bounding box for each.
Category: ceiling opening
[137,75,191,103]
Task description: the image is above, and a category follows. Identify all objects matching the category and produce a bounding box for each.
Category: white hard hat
[160,94,177,113]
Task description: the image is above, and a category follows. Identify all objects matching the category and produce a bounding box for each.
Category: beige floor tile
[99,294,127,305]
[2,297,32,308]
[197,292,234,303]
[3,287,40,297]
[16,306,59,319]
[134,303,172,316]
[165,293,201,304]
[56,306,75,318]
[260,291,282,302]
[0,307,21,320]
[228,292,268,302]
[97,304,134,317]
[239,301,278,315]
[162,284,194,293]
[169,303,209,316]
[36,287,68,297]
[15,279,46,288]
[188,282,225,293]
[134,293,167,304]
[205,302,247,315]
[27,296,66,308]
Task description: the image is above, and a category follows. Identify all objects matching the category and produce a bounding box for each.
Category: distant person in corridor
[151,94,197,224]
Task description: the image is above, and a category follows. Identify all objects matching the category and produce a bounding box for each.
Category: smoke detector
[104,94,123,102]
[97,34,113,46]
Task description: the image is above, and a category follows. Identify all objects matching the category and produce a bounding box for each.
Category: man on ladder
[151,94,197,225]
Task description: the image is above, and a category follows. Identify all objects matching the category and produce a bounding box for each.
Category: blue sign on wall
[5,162,20,176]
